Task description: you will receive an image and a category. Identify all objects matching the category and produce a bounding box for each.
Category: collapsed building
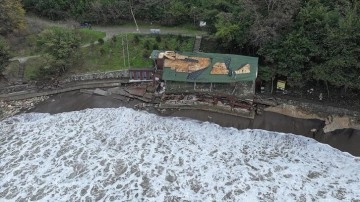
[150,50,259,118]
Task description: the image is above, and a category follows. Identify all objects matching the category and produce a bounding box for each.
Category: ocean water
[0,107,359,202]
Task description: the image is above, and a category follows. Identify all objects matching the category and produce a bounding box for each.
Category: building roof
[150,50,258,83]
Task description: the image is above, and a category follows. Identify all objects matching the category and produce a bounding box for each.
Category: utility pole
[122,35,126,67]
[129,0,140,32]
[126,34,130,68]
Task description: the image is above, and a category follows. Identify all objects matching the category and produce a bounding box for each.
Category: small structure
[150,29,160,34]
[150,50,258,99]
[129,69,154,83]
[150,50,259,118]
[199,21,207,27]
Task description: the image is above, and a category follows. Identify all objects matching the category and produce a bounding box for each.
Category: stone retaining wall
[0,84,35,94]
[61,70,129,83]
[0,70,130,94]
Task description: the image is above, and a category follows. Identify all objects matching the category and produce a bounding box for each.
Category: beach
[27,90,360,156]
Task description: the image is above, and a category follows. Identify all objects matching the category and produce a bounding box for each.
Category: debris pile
[0,96,49,120]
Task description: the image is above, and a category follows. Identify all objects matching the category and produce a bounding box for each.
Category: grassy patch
[6,34,38,57]
[7,27,105,58]
[7,27,196,78]
[73,34,195,73]
[4,57,49,80]
[3,61,19,79]
[24,57,49,79]
[77,28,106,45]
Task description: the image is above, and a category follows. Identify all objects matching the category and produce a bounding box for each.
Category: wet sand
[28,91,360,156]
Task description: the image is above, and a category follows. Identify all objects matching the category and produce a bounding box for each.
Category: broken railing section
[88,84,159,103]
[159,93,255,119]
[164,81,255,99]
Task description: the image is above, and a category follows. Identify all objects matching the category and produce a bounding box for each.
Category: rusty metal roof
[150,50,258,83]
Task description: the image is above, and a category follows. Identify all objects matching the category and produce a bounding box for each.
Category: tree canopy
[18,0,360,91]
[35,27,81,79]
[0,38,10,75]
[0,0,26,35]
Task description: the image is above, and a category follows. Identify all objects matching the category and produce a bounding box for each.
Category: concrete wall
[165,81,255,98]
[0,70,130,95]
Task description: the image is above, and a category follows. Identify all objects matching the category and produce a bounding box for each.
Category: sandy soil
[27,90,360,156]
[265,103,360,132]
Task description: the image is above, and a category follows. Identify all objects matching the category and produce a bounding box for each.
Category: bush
[152,43,159,50]
[156,35,161,43]
[143,50,150,59]
[163,41,169,50]
[0,39,10,75]
[143,40,151,50]
[111,36,117,43]
[99,47,105,56]
[98,38,104,45]
[133,35,140,44]
[176,34,184,44]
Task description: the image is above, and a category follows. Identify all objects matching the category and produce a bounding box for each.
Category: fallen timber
[1,77,278,119]
[86,87,257,119]
[158,93,256,119]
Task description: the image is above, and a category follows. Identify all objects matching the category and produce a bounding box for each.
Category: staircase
[17,62,25,83]
[193,36,202,52]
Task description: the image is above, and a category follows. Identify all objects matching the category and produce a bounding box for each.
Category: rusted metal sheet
[129,69,154,82]
[125,86,147,97]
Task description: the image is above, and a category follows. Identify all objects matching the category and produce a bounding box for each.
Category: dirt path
[9,55,41,63]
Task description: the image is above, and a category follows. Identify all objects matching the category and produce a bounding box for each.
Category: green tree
[259,0,360,92]
[214,4,253,52]
[311,2,360,90]
[244,0,301,47]
[0,39,10,75]
[36,27,81,78]
[259,30,318,88]
[0,0,26,35]
[214,12,241,50]
[162,0,189,25]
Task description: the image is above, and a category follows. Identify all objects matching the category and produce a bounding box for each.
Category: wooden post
[252,80,256,94]
[231,84,236,95]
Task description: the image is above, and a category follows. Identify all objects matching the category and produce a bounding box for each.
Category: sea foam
[0,107,359,201]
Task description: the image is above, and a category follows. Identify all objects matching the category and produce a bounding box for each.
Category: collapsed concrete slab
[94,88,108,96]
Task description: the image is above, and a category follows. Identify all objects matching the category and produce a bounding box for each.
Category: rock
[165,170,177,183]
[80,89,94,95]
[0,96,49,121]
[93,88,108,96]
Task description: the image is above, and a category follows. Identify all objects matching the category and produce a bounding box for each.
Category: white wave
[0,107,359,201]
